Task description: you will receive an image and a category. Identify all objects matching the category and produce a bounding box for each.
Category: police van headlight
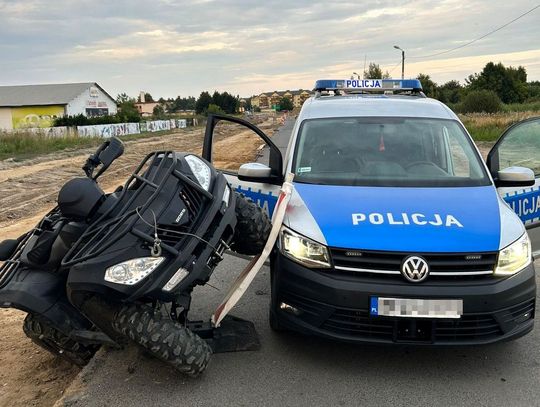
[494,233,531,276]
[279,227,330,268]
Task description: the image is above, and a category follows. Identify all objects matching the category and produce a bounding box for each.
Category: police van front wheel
[269,308,285,332]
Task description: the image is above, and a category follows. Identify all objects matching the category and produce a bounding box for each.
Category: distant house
[134,91,162,117]
[251,89,312,110]
[0,82,117,130]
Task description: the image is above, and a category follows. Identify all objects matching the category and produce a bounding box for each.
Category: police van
[203,79,539,345]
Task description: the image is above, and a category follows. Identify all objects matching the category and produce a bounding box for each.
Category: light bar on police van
[313,79,422,92]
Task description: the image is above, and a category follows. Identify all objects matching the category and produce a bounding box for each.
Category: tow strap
[212,173,294,327]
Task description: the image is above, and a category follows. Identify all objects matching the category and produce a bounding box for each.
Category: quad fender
[0,267,91,336]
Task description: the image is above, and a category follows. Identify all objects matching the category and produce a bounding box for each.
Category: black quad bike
[0,138,270,376]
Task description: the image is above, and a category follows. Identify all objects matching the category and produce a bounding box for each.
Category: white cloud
[0,0,538,97]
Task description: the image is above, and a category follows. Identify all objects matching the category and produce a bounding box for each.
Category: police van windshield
[292,117,491,187]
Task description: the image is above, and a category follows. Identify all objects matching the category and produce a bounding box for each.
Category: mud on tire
[23,313,97,367]
[113,304,211,377]
[231,193,271,255]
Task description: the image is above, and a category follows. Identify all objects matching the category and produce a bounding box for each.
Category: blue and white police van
[203,78,540,345]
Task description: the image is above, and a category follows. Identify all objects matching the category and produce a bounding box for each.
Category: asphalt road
[259,114,294,162]
[68,118,540,407]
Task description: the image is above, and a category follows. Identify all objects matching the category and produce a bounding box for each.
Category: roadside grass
[459,111,540,141]
[0,128,196,161]
[1,110,539,161]
[503,101,540,113]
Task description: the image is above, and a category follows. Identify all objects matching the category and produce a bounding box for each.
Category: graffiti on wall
[77,123,141,138]
[11,105,65,129]
[10,119,191,138]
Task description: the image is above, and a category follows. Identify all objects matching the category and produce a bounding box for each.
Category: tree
[279,97,293,111]
[116,95,141,123]
[170,96,196,112]
[212,91,223,109]
[220,92,239,114]
[417,73,438,98]
[143,92,155,103]
[152,104,166,119]
[466,62,528,104]
[363,63,390,79]
[527,81,540,100]
[116,93,131,104]
[195,91,213,114]
[438,80,462,104]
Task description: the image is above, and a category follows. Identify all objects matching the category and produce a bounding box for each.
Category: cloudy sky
[1,0,539,99]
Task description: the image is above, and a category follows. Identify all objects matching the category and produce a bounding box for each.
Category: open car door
[202,113,284,216]
[487,117,540,255]
[202,114,291,326]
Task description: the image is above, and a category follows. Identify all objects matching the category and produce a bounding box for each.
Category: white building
[0,82,117,130]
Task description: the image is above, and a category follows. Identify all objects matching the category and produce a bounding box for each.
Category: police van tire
[269,308,285,332]
[113,304,212,377]
[232,193,271,255]
[23,313,97,367]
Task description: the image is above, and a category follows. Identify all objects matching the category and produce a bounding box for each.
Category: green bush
[206,104,225,115]
[461,90,502,113]
[53,114,126,127]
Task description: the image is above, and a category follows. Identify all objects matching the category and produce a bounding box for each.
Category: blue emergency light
[314,78,423,92]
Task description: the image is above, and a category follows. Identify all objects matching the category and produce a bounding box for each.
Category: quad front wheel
[113,304,212,377]
[231,193,271,255]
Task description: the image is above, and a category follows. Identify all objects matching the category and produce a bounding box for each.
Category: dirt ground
[0,116,280,407]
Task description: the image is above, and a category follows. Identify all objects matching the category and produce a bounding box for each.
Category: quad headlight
[185,155,211,190]
[105,257,164,285]
[279,227,330,268]
[494,233,531,276]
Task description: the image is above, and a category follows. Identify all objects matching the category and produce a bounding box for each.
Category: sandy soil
[0,115,280,407]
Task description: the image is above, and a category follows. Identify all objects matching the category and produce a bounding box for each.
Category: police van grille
[322,308,395,340]
[330,248,497,280]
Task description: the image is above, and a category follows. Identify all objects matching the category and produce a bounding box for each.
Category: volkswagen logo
[401,256,429,283]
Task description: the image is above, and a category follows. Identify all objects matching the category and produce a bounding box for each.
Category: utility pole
[394,45,405,79]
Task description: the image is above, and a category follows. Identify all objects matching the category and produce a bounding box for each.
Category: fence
[78,119,188,138]
[6,119,190,138]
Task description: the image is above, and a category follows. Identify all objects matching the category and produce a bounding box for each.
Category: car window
[292,117,490,187]
[495,119,540,176]
[448,131,472,177]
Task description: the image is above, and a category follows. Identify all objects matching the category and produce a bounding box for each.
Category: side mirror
[496,166,535,187]
[98,137,124,168]
[83,137,124,179]
[238,162,273,183]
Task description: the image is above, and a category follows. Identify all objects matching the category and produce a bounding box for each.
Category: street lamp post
[394,45,405,79]
[353,71,361,79]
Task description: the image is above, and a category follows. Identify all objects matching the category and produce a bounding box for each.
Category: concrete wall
[66,85,117,117]
[0,107,13,130]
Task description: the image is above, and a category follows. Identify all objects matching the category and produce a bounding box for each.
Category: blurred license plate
[370,297,462,319]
